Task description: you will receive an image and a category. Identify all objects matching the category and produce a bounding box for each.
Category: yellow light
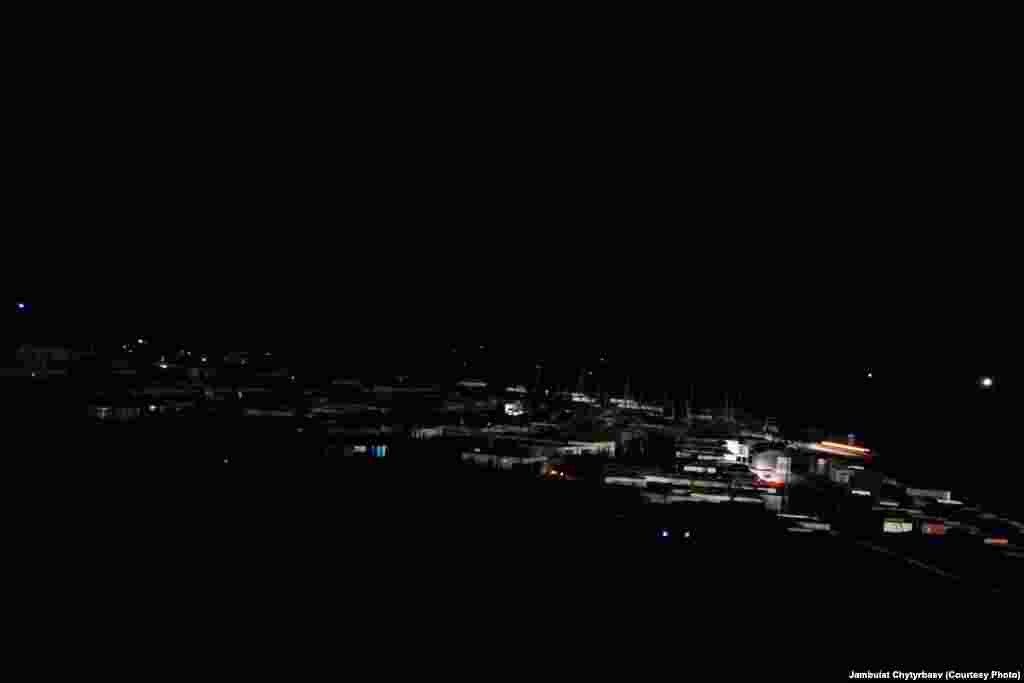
[820,441,870,454]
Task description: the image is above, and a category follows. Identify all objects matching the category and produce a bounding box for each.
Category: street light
[981,377,994,389]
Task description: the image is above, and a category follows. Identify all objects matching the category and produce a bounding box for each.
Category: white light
[149,405,157,412]
[158,363,169,369]
[138,338,145,345]
[851,489,871,496]
[17,302,26,310]
[661,530,669,538]
[981,377,994,388]
[867,372,873,379]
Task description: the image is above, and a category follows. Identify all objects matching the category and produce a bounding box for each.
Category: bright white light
[981,377,994,388]
[158,363,169,369]
[851,489,871,496]
[661,530,669,538]
[148,405,157,412]
[201,356,207,363]
[17,302,26,310]
[684,531,691,538]
[138,338,145,345]
[867,372,873,379]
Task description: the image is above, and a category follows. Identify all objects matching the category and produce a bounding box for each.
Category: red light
[984,537,1009,545]
[754,474,784,488]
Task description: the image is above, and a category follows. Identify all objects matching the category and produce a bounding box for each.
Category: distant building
[610,397,664,415]
[723,439,751,464]
[504,401,525,417]
[17,345,88,372]
[906,487,952,502]
[411,426,445,440]
[461,449,548,473]
[88,402,142,422]
[373,385,441,397]
[560,392,598,405]
[559,440,616,457]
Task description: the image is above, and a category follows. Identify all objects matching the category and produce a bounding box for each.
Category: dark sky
[6,21,1018,379]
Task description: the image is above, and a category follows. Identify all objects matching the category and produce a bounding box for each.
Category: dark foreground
[8,453,1021,676]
